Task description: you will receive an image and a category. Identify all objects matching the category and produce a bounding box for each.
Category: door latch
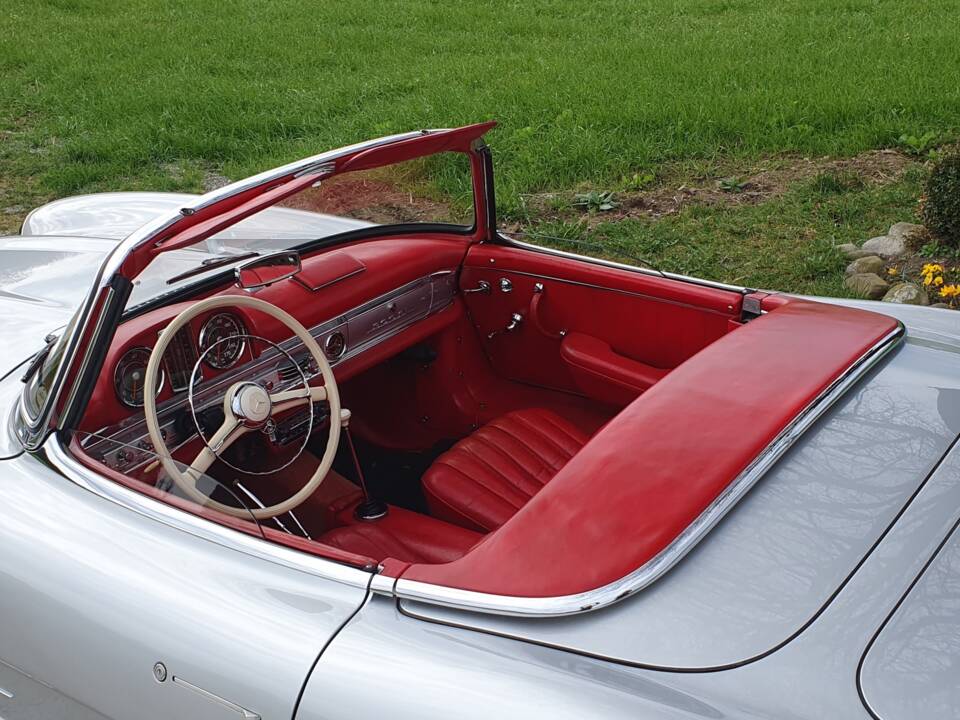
[487,312,524,340]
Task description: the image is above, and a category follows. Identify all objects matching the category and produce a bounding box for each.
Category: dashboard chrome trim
[83,270,457,472]
[393,324,905,617]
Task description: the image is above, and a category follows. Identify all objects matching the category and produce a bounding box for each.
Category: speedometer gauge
[115,347,164,408]
[199,313,246,369]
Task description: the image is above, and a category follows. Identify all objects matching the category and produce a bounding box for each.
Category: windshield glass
[126,151,475,310]
[75,430,266,538]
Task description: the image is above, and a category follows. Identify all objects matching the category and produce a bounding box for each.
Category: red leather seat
[318,505,483,564]
[422,408,590,532]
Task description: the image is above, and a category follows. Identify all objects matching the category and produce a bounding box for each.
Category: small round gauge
[199,313,247,370]
[324,331,346,360]
[114,347,164,408]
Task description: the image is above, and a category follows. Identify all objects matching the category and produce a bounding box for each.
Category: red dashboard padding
[292,250,365,291]
[318,505,484,564]
[421,409,591,533]
[400,299,900,597]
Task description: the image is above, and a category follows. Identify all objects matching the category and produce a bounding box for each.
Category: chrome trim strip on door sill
[392,324,905,617]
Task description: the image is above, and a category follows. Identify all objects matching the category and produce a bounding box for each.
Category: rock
[845,273,890,300]
[861,234,907,259]
[888,222,925,243]
[837,243,873,260]
[931,303,951,309]
[202,172,231,192]
[882,283,929,305]
[845,255,886,276]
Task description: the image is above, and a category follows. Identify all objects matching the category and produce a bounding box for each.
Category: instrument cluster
[113,312,248,408]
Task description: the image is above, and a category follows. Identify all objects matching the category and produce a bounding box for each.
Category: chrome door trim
[477,268,740,315]
[392,324,905,617]
[43,434,373,590]
[499,233,750,294]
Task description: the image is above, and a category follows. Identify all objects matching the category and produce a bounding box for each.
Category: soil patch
[280,176,461,225]
[507,149,918,232]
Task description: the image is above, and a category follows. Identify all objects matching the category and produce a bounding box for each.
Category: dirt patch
[280,175,463,225]
[507,149,919,231]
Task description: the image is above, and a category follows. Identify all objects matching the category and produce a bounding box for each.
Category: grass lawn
[2,0,959,293]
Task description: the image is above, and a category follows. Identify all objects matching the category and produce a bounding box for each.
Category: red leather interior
[318,504,483,564]
[459,244,743,406]
[82,236,470,430]
[421,409,591,532]
[400,298,901,597]
[560,332,668,405]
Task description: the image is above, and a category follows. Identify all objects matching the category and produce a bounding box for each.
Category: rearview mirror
[236,252,302,289]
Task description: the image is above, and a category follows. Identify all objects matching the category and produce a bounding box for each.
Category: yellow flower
[935,276,945,286]
[922,263,944,275]
[924,274,934,286]
[887,267,899,276]
[940,285,960,299]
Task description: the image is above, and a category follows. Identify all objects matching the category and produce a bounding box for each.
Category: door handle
[462,280,491,294]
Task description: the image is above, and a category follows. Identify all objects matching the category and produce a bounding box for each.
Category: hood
[21,191,371,242]
[0,235,113,377]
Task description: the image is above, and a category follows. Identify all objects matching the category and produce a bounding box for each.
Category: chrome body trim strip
[392,325,905,617]
[44,434,372,589]
[171,676,261,719]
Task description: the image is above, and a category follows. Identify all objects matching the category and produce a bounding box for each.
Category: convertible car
[1,122,959,719]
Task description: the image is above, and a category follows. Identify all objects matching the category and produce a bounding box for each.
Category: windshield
[126,152,475,310]
[75,430,266,538]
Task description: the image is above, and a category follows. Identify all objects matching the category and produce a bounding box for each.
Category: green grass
[2,0,958,291]
[522,166,929,296]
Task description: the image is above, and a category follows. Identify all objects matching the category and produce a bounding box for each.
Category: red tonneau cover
[400,298,900,598]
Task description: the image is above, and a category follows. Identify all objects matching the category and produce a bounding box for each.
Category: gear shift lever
[340,409,388,521]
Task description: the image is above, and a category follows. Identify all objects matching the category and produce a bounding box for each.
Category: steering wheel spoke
[186,415,244,477]
[270,385,327,414]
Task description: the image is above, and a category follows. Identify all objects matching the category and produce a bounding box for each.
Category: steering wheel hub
[231,382,273,427]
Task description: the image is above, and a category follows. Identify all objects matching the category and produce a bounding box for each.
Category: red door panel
[460,244,744,405]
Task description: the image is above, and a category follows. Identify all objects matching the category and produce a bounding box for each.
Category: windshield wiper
[166,252,260,285]
[20,333,58,383]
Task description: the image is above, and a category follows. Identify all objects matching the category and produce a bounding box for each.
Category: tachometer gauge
[115,347,164,408]
[199,313,247,370]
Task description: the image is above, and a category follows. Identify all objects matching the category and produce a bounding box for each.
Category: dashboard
[78,237,466,474]
[113,312,249,408]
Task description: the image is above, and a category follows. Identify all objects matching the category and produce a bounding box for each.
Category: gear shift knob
[339,408,352,428]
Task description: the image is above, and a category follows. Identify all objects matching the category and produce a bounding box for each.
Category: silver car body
[2,168,959,717]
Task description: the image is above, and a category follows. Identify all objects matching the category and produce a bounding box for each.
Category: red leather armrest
[560,332,668,406]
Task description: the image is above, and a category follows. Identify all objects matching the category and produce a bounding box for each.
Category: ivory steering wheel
[144,295,341,520]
